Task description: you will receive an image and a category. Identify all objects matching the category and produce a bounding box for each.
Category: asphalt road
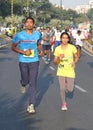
[0,44,93,130]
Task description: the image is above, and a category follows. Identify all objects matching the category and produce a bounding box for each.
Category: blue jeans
[19,61,39,105]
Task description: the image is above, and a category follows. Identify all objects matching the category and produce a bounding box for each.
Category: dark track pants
[19,61,39,105]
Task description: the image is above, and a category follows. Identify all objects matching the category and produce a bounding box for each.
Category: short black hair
[77,30,81,34]
[25,17,35,24]
[46,26,51,30]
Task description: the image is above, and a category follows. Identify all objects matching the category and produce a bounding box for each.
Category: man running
[11,17,42,114]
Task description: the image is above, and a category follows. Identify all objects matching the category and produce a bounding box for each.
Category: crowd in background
[34,26,92,63]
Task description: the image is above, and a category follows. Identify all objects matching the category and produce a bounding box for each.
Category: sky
[49,0,89,8]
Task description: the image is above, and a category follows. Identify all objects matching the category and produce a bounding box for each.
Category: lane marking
[75,84,87,93]
[49,66,56,71]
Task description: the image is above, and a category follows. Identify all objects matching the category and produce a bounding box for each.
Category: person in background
[11,17,43,114]
[54,27,61,47]
[51,33,56,52]
[42,27,52,64]
[73,30,85,59]
[54,32,79,111]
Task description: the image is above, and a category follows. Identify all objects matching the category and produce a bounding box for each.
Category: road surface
[0,43,93,130]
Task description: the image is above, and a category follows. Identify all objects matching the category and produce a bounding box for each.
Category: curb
[0,44,9,48]
[0,36,12,48]
[83,41,93,56]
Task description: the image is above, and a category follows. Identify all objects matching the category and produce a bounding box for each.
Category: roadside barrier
[83,41,93,55]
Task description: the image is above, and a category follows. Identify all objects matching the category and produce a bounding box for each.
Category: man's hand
[38,50,43,57]
[24,49,31,56]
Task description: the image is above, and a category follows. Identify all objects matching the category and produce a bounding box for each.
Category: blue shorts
[42,45,51,50]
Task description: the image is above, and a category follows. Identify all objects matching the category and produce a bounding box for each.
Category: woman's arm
[72,52,79,68]
[54,56,60,65]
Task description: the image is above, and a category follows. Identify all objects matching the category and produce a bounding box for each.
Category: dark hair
[60,32,71,43]
[77,30,81,34]
[25,17,35,24]
[46,26,51,30]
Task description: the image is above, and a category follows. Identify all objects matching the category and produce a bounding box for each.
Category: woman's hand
[71,62,76,68]
[54,56,60,65]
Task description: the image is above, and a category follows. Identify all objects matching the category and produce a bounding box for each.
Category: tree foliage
[87,8,93,21]
[0,0,91,27]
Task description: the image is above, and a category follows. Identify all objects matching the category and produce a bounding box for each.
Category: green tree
[0,0,10,17]
[74,13,89,24]
[0,0,90,27]
[87,8,93,21]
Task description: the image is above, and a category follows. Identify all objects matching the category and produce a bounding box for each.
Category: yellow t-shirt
[54,44,77,78]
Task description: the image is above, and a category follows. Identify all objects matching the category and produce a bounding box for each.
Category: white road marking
[75,84,87,93]
[49,66,56,71]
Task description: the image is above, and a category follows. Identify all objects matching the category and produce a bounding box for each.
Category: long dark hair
[60,32,71,43]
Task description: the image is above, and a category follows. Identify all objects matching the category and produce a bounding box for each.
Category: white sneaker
[42,56,47,61]
[21,86,26,93]
[48,59,50,62]
[45,61,49,64]
[27,104,35,114]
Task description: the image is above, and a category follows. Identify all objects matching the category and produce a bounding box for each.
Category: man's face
[25,19,34,30]
[46,28,50,33]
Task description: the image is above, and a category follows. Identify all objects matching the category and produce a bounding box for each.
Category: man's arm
[37,41,43,57]
[11,43,31,56]
[11,43,24,54]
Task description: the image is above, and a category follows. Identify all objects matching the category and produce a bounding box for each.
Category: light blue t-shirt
[13,30,42,63]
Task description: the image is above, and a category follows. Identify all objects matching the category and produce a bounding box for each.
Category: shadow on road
[87,62,93,68]
[65,128,87,130]
[66,89,74,99]
[0,47,54,130]
[0,91,42,130]
[36,64,54,107]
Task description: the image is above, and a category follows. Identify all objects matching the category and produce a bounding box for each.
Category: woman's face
[61,34,69,44]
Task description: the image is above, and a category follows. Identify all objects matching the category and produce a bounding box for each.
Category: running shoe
[27,104,35,114]
[61,103,67,111]
[48,59,51,62]
[21,86,26,93]
[42,56,47,61]
[45,61,50,64]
